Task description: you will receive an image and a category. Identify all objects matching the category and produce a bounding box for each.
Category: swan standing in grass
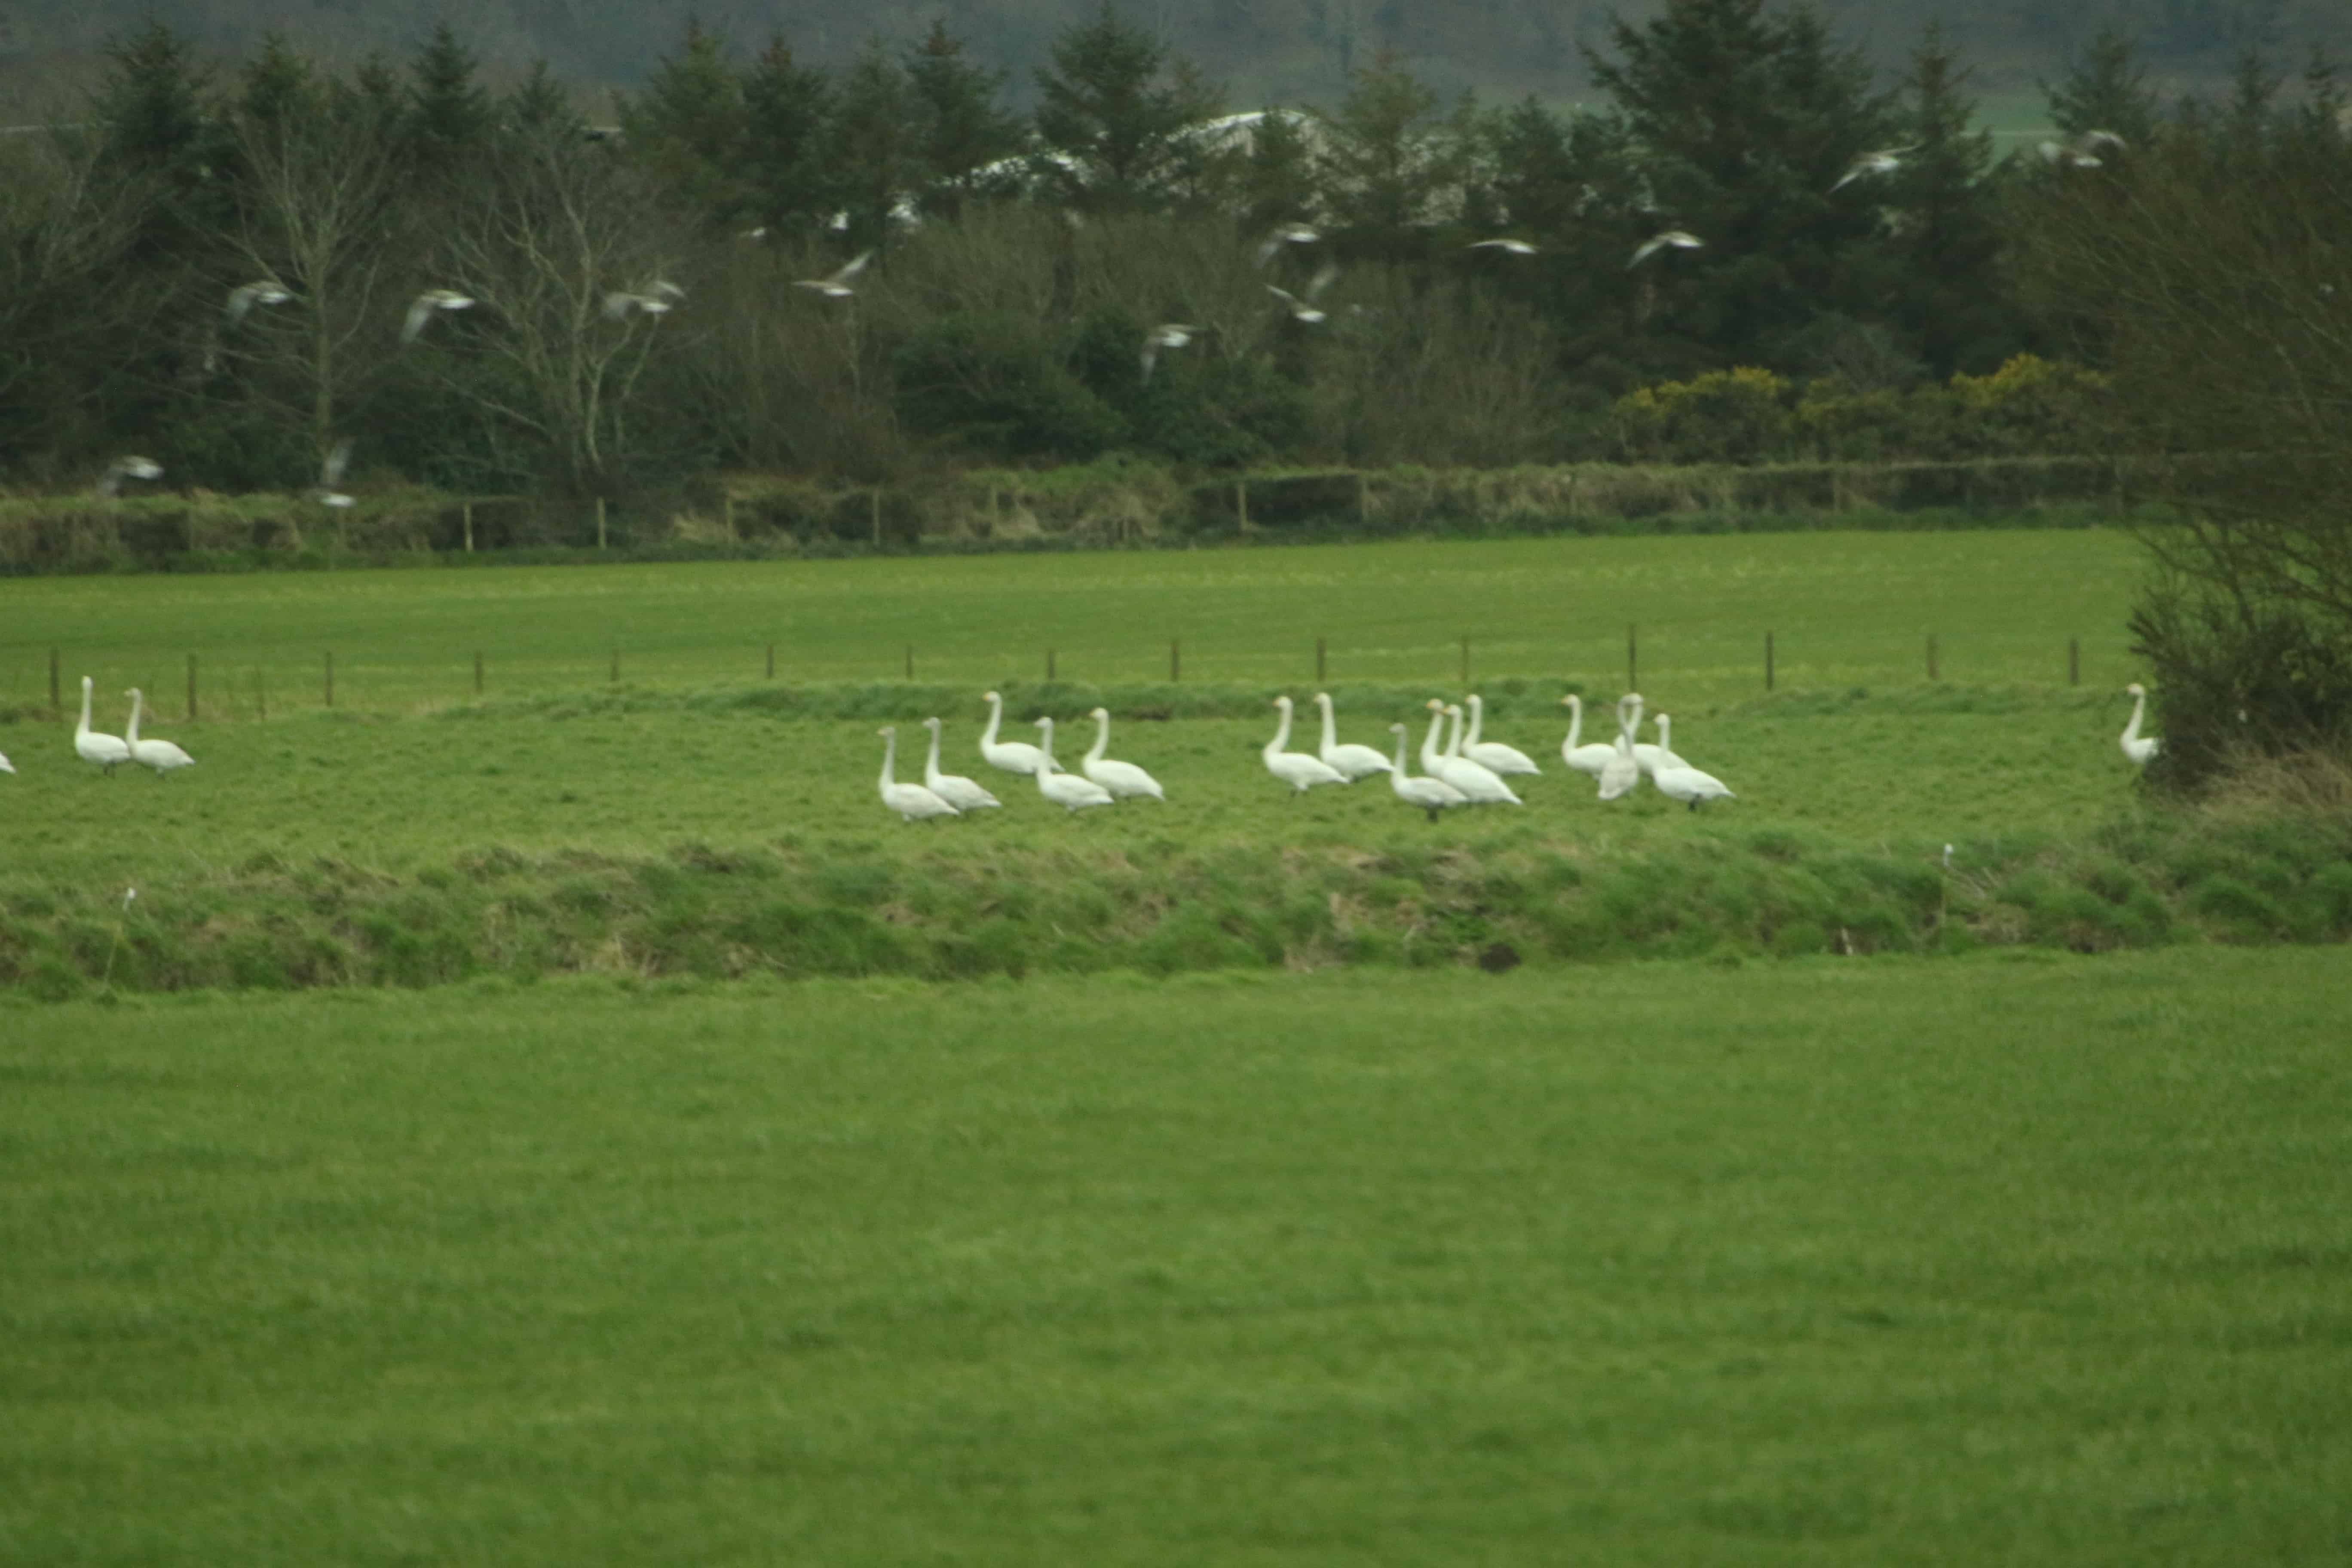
[74,677,130,774]
[123,689,195,776]
[1428,702,1522,805]
[1081,708,1165,801]
[1559,695,1617,778]
[1597,695,1642,801]
[1650,717,1735,811]
[1387,723,1467,821]
[1032,718,1115,813]
[979,690,1047,776]
[876,727,958,822]
[1635,712,1690,777]
[920,717,1000,811]
[1462,694,1539,776]
[1264,696,1348,796]
[2121,683,2161,765]
[1313,692,1392,781]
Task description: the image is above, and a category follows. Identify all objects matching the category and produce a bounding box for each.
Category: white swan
[1462,694,1539,776]
[1032,718,1115,813]
[1559,695,1617,778]
[920,717,1000,811]
[794,251,872,297]
[1635,713,1690,777]
[401,288,475,345]
[1597,695,1642,801]
[1387,723,1466,821]
[1313,692,1393,781]
[1651,723,1736,810]
[1264,696,1348,795]
[1428,702,1522,805]
[1082,708,1166,801]
[978,690,1047,776]
[1630,230,1703,266]
[877,727,958,822]
[123,688,194,776]
[74,676,130,774]
[0,749,13,774]
[1267,262,1339,324]
[2121,683,2160,765]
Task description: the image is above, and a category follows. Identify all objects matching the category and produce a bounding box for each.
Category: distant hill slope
[0,0,2343,107]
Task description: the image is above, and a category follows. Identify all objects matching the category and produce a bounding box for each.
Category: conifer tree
[831,42,920,252]
[621,19,749,229]
[1033,3,1223,215]
[902,20,1025,220]
[1315,51,1467,254]
[739,37,836,237]
[1880,20,2017,376]
[2045,27,2162,147]
[405,21,493,182]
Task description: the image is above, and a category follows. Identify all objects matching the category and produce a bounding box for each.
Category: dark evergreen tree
[405,22,494,181]
[831,42,921,253]
[503,61,584,138]
[739,37,837,237]
[238,34,318,134]
[1878,20,2018,377]
[2045,27,2163,147]
[1232,106,1320,234]
[1032,3,1223,215]
[1315,51,1465,256]
[902,20,1026,219]
[621,19,749,229]
[91,18,215,190]
[1584,0,1897,368]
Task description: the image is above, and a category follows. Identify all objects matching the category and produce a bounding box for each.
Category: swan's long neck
[1656,714,1672,752]
[1446,707,1466,759]
[1564,696,1582,750]
[1267,701,1293,757]
[1317,697,1337,754]
[1037,719,1057,772]
[77,679,93,737]
[1421,709,1447,770]
[879,729,897,789]
[923,723,943,781]
[1087,713,1110,765]
[1620,699,1644,755]
[1465,695,1485,747]
[1392,728,1411,775]
[126,689,143,745]
[2124,691,2147,744]
[981,696,1003,748]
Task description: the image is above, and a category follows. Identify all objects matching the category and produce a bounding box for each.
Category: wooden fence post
[1460,636,1470,688]
[1627,623,1638,693]
[595,496,608,551]
[324,651,334,709]
[1170,639,1180,682]
[186,654,197,723]
[1928,634,1939,682]
[766,643,775,680]
[870,488,882,547]
[474,652,484,694]
[1766,631,1775,692]
[1316,636,1326,684]
[1236,479,1250,531]
[1046,648,1057,683]
[256,668,266,721]
[462,501,475,554]
[48,647,59,719]
[2069,638,2080,686]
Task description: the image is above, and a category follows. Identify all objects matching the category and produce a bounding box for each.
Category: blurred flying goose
[1629,230,1703,267]
[793,251,871,298]
[401,288,475,345]
[1268,261,1339,324]
[224,279,294,323]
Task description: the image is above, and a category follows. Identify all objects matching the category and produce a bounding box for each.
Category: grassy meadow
[8,524,2346,994]
[5,950,2350,1564]
[0,530,2142,715]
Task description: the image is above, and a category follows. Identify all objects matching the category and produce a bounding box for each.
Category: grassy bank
[5,951,2349,1562]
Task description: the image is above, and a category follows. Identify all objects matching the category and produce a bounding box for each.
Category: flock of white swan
[4,675,2162,812]
[870,685,2158,824]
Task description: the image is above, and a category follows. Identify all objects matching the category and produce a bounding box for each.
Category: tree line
[0,0,2340,507]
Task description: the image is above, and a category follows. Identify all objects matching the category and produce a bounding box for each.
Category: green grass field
[5,950,2349,1563]
[0,530,2142,716]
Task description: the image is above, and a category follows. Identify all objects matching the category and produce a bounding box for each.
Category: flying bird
[602,291,674,321]
[1268,261,1340,324]
[224,279,294,323]
[1140,323,1199,381]
[2039,130,2127,169]
[1629,230,1703,267]
[1255,222,1320,266]
[1830,145,1917,192]
[793,251,872,298]
[312,439,354,508]
[97,456,162,498]
[1467,237,1537,255]
[401,288,475,345]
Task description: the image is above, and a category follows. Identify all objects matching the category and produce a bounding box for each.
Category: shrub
[1611,367,1795,463]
